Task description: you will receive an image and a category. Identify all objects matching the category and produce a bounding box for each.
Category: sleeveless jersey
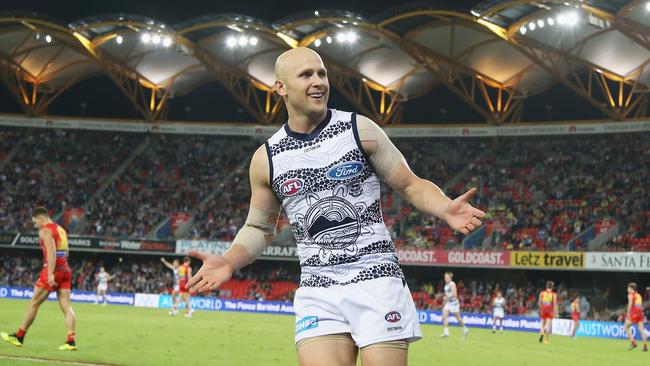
[172,268,180,286]
[494,297,505,311]
[571,299,580,315]
[444,281,459,304]
[178,264,189,283]
[540,290,555,310]
[266,109,402,287]
[40,222,69,270]
[98,272,108,286]
[630,292,643,317]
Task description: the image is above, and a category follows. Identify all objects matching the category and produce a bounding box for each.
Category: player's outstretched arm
[357,115,485,234]
[160,258,174,270]
[187,145,281,293]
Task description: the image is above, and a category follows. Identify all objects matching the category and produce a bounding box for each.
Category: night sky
[0,0,604,124]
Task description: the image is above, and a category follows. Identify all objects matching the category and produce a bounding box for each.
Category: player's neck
[286,109,328,134]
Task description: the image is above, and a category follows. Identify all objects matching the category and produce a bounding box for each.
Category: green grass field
[0,298,644,365]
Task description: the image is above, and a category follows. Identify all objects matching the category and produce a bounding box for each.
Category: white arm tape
[357,117,405,180]
[231,205,279,258]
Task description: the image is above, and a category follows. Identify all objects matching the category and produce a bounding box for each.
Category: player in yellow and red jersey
[570,294,580,339]
[1,207,77,351]
[538,281,557,344]
[625,282,648,351]
[178,256,194,318]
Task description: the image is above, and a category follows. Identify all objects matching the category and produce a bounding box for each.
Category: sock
[500,326,503,331]
[16,328,26,339]
[67,332,76,344]
[443,327,449,335]
[492,325,496,330]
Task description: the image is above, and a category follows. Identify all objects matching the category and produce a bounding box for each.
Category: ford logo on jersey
[326,161,364,180]
[385,311,402,323]
[281,178,304,196]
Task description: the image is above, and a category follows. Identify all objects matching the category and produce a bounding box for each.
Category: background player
[95,266,113,306]
[441,272,469,338]
[178,256,193,318]
[570,294,580,339]
[492,290,506,334]
[161,257,182,316]
[625,282,648,351]
[1,207,77,351]
[538,281,557,344]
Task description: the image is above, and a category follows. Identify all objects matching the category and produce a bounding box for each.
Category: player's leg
[571,319,579,338]
[454,312,469,337]
[499,318,504,333]
[183,293,192,317]
[95,287,100,304]
[56,288,77,351]
[297,334,357,366]
[1,285,50,347]
[441,308,450,337]
[492,316,497,333]
[637,322,647,351]
[625,319,636,349]
[170,290,179,315]
[359,341,408,366]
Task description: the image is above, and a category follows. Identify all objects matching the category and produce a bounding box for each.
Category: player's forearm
[224,224,273,271]
[46,247,56,275]
[400,178,452,220]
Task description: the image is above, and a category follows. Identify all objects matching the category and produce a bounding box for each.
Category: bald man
[187,47,486,366]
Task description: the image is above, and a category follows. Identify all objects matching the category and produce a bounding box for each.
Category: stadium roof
[0,0,648,125]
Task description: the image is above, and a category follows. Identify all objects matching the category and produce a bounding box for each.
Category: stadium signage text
[510,251,584,269]
[585,252,650,272]
[3,115,650,138]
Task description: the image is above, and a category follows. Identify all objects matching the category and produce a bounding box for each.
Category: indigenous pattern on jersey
[444,281,459,305]
[40,222,70,270]
[266,109,402,287]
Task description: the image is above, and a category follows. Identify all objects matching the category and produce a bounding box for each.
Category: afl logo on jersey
[385,311,401,323]
[326,161,364,180]
[281,178,304,197]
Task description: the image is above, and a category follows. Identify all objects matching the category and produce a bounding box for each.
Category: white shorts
[493,308,505,319]
[294,277,422,348]
[443,301,460,314]
[97,284,108,292]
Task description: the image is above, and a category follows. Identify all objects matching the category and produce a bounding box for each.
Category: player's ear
[275,80,287,96]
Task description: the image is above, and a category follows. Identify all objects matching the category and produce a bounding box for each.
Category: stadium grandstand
[0,0,649,365]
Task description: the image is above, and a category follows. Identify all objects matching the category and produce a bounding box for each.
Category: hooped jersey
[266,109,402,288]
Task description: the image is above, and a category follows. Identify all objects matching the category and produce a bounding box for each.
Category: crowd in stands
[0,125,648,252]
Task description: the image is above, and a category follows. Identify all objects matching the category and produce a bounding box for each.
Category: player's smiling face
[275,49,329,118]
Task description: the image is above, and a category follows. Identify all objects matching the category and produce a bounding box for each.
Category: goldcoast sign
[510,251,584,269]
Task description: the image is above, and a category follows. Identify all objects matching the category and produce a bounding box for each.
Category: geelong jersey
[266,109,402,287]
[494,297,505,310]
[40,222,69,270]
[98,272,108,286]
[172,268,180,286]
[444,281,459,304]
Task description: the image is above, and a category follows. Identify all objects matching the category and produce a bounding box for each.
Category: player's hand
[186,251,234,293]
[443,188,486,235]
[47,273,57,287]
